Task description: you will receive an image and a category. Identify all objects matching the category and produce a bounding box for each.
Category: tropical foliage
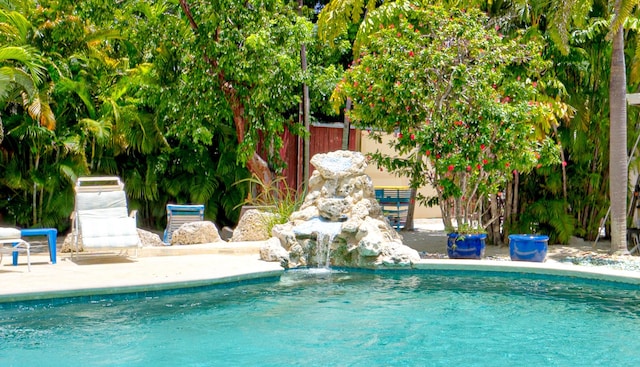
[332,5,566,242]
[0,0,638,253]
[0,0,320,230]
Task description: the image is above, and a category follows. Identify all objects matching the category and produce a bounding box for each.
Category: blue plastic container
[447,233,487,259]
[508,234,549,262]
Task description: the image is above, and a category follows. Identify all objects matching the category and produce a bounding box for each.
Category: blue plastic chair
[163,204,205,244]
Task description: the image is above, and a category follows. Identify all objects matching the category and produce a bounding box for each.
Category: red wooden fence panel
[281,124,357,191]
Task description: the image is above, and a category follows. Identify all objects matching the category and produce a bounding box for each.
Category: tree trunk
[179,0,273,186]
[503,180,513,244]
[512,172,519,226]
[342,98,352,150]
[299,0,311,190]
[230,99,273,186]
[403,153,422,231]
[489,193,501,246]
[554,125,568,206]
[403,186,417,231]
[609,15,629,254]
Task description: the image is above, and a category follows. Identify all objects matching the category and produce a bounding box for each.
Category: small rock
[260,237,290,267]
[138,229,164,247]
[61,233,82,253]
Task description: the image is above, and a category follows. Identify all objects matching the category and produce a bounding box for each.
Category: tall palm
[608,0,636,254]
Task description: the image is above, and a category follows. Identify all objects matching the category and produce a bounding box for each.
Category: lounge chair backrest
[76,190,129,219]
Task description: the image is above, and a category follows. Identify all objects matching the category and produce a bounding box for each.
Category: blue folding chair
[163,204,205,244]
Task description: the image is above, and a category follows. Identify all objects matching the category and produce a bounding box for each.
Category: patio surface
[0,243,283,303]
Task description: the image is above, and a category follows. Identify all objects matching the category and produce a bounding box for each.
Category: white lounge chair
[71,176,141,258]
[0,227,31,271]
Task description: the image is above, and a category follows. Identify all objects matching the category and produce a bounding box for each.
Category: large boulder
[231,209,277,242]
[171,221,222,245]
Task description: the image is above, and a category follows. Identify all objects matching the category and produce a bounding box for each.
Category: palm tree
[608,0,635,254]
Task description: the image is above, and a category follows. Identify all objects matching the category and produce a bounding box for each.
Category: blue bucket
[447,233,487,259]
[508,234,549,262]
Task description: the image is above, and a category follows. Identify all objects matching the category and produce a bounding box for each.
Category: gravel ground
[403,219,640,271]
[23,218,640,272]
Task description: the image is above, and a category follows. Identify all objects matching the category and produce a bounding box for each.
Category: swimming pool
[2,269,640,366]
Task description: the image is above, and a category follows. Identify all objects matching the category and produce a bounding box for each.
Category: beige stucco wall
[359,130,441,218]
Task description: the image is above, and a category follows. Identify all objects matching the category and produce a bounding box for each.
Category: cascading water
[316,232,336,268]
[292,217,343,268]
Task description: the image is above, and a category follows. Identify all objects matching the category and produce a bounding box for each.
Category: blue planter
[447,233,487,259]
[508,234,549,262]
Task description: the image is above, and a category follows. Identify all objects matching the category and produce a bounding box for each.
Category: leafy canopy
[332,5,564,229]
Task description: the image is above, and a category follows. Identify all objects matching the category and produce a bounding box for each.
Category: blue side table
[13,228,58,265]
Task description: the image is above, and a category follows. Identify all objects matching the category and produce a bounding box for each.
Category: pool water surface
[1,270,640,366]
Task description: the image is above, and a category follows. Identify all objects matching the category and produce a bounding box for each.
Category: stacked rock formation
[265,150,420,269]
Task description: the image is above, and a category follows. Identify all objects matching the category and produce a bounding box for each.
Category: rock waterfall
[262,150,420,269]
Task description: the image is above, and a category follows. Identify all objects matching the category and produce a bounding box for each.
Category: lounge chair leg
[26,248,31,272]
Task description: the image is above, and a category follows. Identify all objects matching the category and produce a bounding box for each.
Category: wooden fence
[280,123,357,190]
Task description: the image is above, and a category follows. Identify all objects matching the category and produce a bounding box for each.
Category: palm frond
[317,0,371,45]
[56,77,97,119]
[7,67,36,98]
[609,0,637,40]
[0,9,31,43]
[0,46,45,84]
[78,118,112,143]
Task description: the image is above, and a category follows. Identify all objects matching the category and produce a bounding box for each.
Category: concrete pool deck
[0,243,285,303]
[2,219,640,303]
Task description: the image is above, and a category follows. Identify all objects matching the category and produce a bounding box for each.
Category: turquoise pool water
[2,269,640,366]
